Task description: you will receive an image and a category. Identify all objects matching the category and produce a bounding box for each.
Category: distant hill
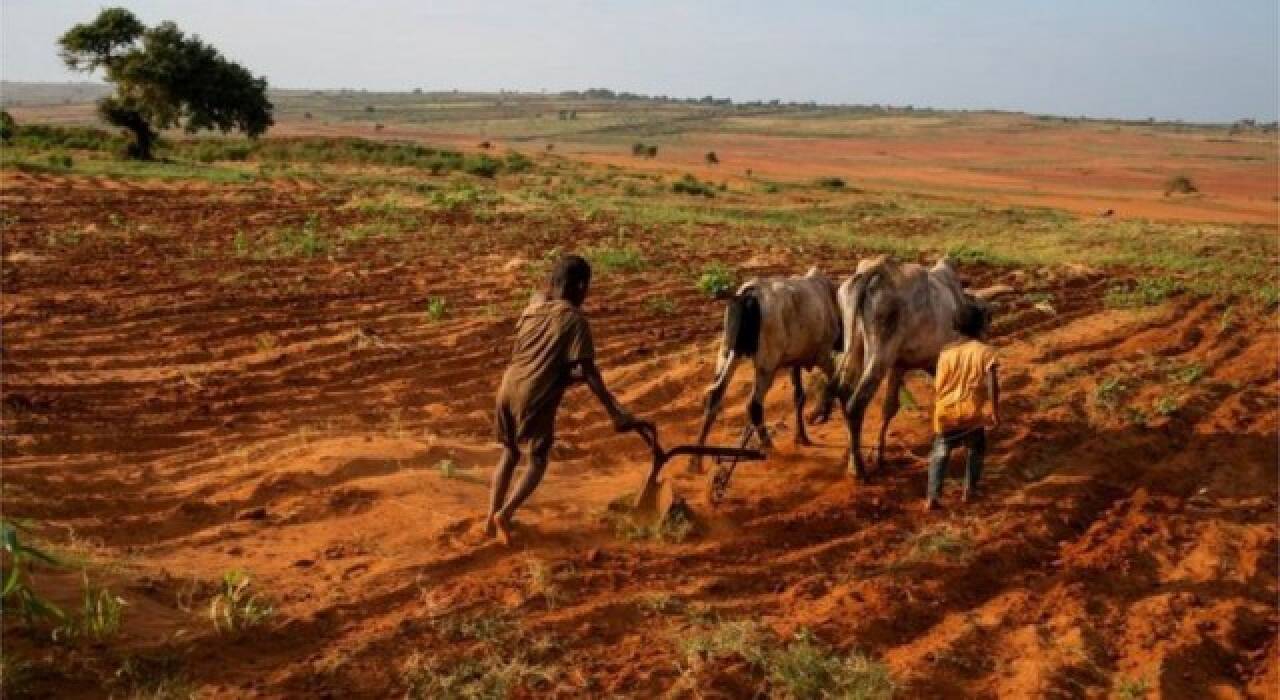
[1,81,112,107]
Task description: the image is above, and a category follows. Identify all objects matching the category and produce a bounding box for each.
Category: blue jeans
[927,427,985,501]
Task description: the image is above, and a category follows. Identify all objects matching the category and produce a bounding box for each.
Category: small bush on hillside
[632,142,659,158]
[504,150,534,173]
[463,154,501,178]
[815,176,846,190]
[672,174,716,198]
[1164,174,1197,195]
[705,151,719,165]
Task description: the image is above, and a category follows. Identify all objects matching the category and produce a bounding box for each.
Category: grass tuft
[209,569,274,634]
[1104,277,1181,309]
[903,524,973,562]
[678,621,893,699]
[56,572,126,641]
[586,244,647,273]
[401,651,550,700]
[1094,377,1130,411]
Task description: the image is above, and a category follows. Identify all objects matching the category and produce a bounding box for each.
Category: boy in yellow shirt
[926,307,1000,510]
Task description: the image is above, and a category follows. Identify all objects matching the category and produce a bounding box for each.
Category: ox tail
[853,266,899,339]
[832,266,898,395]
[724,289,761,357]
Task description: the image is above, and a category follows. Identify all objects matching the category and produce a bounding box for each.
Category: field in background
[6,82,1278,224]
[1,87,1277,698]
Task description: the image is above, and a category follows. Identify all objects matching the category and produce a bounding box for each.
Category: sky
[2,1,1276,122]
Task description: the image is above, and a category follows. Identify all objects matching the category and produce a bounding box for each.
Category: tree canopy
[58,7,272,159]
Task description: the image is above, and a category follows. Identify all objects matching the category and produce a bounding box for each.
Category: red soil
[1,172,1276,698]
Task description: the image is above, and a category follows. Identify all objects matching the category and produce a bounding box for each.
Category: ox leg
[748,366,777,448]
[791,366,812,446]
[692,352,740,473]
[809,352,840,425]
[846,358,887,478]
[839,393,866,480]
[877,368,904,470]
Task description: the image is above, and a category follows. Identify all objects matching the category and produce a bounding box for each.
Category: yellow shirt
[933,339,998,434]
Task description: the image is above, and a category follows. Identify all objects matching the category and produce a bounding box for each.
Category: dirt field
[2,148,1276,700]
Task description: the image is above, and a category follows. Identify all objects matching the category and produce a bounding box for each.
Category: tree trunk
[98,100,156,160]
[123,120,156,161]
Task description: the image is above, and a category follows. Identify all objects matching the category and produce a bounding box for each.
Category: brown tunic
[494,294,595,450]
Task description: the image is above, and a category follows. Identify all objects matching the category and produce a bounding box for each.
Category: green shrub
[697,262,736,298]
[673,174,716,198]
[1164,174,1197,195]
[504,150,534,173]
[632,142,659,158]
[463,154,501,178]
[815,176,846,190]
[425,297,448,321]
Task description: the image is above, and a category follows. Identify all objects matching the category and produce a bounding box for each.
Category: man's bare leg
[486,446,520,536]
[494,450,549,544]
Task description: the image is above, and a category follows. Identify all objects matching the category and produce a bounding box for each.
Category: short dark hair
[549,254,592,295]
[955,301,991,338]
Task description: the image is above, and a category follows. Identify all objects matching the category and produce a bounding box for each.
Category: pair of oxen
[692,256,998,479]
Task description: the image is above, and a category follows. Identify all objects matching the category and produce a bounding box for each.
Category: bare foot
[484,515,498,537]
[493,518,513,546]
[794,434,813,447]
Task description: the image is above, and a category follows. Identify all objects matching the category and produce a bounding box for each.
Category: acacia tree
[58,7,272,160]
